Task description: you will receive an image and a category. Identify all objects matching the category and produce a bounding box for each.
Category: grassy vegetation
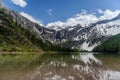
[93,34,120,52]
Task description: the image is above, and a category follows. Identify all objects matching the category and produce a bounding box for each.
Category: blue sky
[2,0,120,25]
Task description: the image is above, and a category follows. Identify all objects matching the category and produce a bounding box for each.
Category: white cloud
[47,11,98,28]
[11,0,27,7]
[47,21,64,27]
[46,9,120,29]
[97,9,103,14]
[47,9,52,16]
[66,12,98,26]
[99,9,120,20]
[20,12,43,26]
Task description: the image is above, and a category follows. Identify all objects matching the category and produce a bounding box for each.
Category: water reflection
[72,53,102,65]
[0,52,120,80]
[30,52,120,80]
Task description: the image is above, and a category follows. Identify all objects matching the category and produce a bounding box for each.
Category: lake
[0,52,120,80]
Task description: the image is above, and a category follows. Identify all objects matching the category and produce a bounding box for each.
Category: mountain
[0,8,42,52]
[45,13,120,51]
[93,33,120,52]
[0,2,76,52]
[1,0,120,52]
[0,0,57,43]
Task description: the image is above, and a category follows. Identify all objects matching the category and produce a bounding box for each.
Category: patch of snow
[77,28,83,33]
[68,27,74,31]
[81,42,98,51]
[95,20,120,36]
[73,36,80,41]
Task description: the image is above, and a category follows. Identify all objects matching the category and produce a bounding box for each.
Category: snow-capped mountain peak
[44,13,120,51]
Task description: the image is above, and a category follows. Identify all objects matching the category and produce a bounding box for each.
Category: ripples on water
[0,52,120,80]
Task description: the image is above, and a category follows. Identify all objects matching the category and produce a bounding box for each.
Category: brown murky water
[0,52,120,80]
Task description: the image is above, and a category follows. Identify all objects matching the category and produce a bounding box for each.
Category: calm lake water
[0,52,120,80]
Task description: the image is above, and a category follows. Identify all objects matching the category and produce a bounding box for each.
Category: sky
[2,0,120,26]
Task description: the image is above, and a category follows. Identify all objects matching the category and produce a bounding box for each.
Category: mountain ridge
[0,3,76,52]
[46,13,120,51]
[1,0,120,51]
